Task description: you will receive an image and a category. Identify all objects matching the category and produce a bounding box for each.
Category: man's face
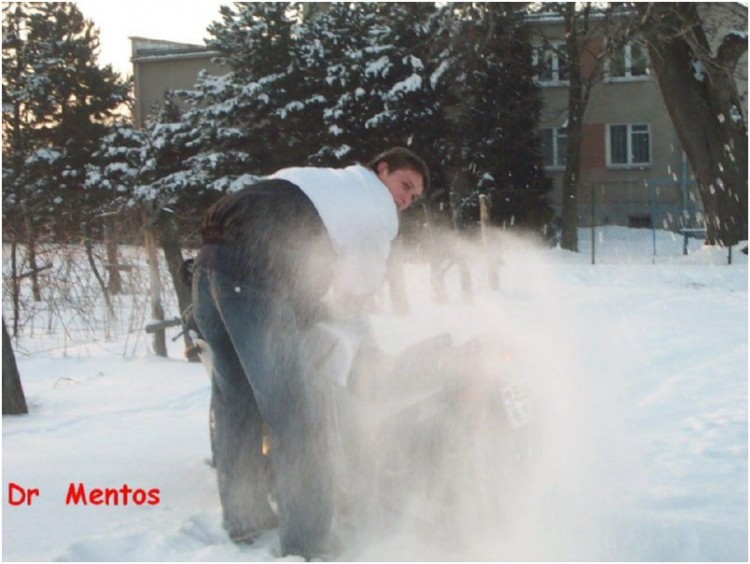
[376,162,425,212]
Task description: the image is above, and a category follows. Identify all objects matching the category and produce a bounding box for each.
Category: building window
[534,42,569,84]
[540,127,567,168]
[608,42,649,80]
[608,123,651,167]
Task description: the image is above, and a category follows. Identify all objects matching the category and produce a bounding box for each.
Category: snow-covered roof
[130,36,219,61]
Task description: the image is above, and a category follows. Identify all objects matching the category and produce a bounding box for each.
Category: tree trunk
[158,209,197,359]
[23,210,42,302]
[158,210,191,316]
[560,3,589,253]
[82,221,115,320]
[10,232,20,338]
[644,4,748,246]
[3,318,28,415]
[103,214,123,294]
[143,209,167,357]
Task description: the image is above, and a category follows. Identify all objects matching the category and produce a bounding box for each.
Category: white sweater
[269,164,398,297]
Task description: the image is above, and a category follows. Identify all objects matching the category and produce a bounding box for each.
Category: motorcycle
[303,321,533,545]
[146,302,533,547]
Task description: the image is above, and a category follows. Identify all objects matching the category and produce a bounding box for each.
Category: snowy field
[2,230,748,561]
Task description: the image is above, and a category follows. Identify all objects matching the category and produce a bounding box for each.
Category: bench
[679,227,707,255]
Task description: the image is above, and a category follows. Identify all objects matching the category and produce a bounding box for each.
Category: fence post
[590,184,596,265]
[651,185,659,261]
[102,212,123,294]
[143,208,167,358]
[387,241,409,315]
[459,260,473,305]
[683,231,689,255]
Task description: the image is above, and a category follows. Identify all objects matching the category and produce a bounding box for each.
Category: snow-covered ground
[3,230,747,561]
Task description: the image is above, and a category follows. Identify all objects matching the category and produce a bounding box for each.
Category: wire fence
[577,225,742,265]
[2,242,182,355]
[4,185,746,352]
[570,182,743,265]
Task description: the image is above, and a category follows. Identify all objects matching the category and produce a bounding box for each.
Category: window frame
[533,41,569,85]
[606,122,652,168]
[606,42,650,82]
[540,126,568,170]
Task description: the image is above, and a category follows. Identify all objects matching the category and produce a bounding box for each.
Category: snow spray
[340,229,638,561]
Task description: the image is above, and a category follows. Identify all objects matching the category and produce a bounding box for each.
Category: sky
[74,0,227,77]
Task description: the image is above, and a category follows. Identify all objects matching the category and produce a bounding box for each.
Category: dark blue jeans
[193,266,333,557]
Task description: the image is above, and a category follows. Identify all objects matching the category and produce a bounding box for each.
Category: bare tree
[559,3,594,252]
[638,2,747,246]
[531,4,619,251]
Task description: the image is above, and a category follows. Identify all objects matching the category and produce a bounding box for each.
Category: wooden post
[458,259,473,304]
[103,213,123,294]
[143,208,167,357]
[479,194,498,291]
[449,192,472,304]
[424,204,447,304]
[387,240,409,316]
[591,184,596,266]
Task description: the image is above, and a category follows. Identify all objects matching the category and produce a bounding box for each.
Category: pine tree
[2,2,129,240]
[85,123,146,210]
[138,0,305,215]
[85,101,196,358]
[429,3,552,233]
[82,121,145,292]
[291,2,380,164]
[154,1,551,239]
[200,2,300,173]
[207,2,296,82]
[297,3,438,166]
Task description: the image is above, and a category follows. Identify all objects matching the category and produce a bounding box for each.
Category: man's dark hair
[367,147,430,193]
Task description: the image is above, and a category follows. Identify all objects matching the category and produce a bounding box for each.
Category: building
[130,4,747,230]
[529,4,747,230]
[130,2,330,128]
[130,37,223,128]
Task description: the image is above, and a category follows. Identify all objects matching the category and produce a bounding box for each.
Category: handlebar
[143,305,203,362]
[144,317,183,335]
